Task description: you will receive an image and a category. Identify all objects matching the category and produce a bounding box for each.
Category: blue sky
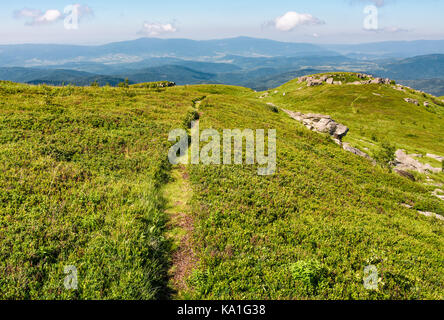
[1,0,444,44]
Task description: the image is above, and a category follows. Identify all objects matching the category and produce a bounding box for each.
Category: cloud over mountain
[273,12,325,32]
[138,22,178,37]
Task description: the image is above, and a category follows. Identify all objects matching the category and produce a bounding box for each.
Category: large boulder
[283,110,349,141]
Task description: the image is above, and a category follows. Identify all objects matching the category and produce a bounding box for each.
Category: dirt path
[164,97,204,298]
[164,164,196,297]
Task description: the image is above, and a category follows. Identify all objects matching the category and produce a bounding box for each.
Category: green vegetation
[0,81,199,299]
[0,74,443,300]
[267,73,444,157]
[183,83,443,299]
[131,81,176,89]
[373,142,396,170]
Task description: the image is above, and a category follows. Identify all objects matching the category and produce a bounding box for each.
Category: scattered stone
[418,211,444,221]
[393,85,406,92]
[343,142,374,161]
[424,101,430,107]
[394,169,416,182]
[404,98,419,106]
[333,81,342,85]
[259,92,269,99]
[432,189,444,201]
[426,153,444,162]
[326,78,334,84]
[401,203,413,209]
[395,150,441,174]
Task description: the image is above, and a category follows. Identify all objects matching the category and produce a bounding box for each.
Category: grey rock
[404,98,419,105]
[418,211,444,221]
[395,149,441,174]
[394,169,416,181]
[426,153,444,162]
[343,143,374,161]
[282,110,349,141]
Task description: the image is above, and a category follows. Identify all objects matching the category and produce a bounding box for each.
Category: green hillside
[0,74,443,300]
[266,73,444,156]
[0,81,200,299]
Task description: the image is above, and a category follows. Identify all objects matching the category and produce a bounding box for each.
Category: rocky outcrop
[370,78,391,85]
[282,109,378,162]
[307,79,324,87]
[282,110,349,140]
[394,150,441,174]
[298,73,393,87]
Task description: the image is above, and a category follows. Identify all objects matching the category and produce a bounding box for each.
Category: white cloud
[273,12,324,32]
[14,5,93,26]
[138,22,177,37]
[35,10,62,24]
[14,8,62,25]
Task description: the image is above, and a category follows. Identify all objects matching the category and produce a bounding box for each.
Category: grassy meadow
[0,75,443,300]
[0,81,201,299]
[183,83,443,300]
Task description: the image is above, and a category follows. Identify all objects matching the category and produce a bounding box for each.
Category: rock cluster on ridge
[297,73,392,87]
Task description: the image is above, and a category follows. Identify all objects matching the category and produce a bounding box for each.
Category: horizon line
[1,36,444,47]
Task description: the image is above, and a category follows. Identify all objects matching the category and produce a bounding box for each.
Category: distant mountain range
[0,37,444,95]
[0,67,126,86]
